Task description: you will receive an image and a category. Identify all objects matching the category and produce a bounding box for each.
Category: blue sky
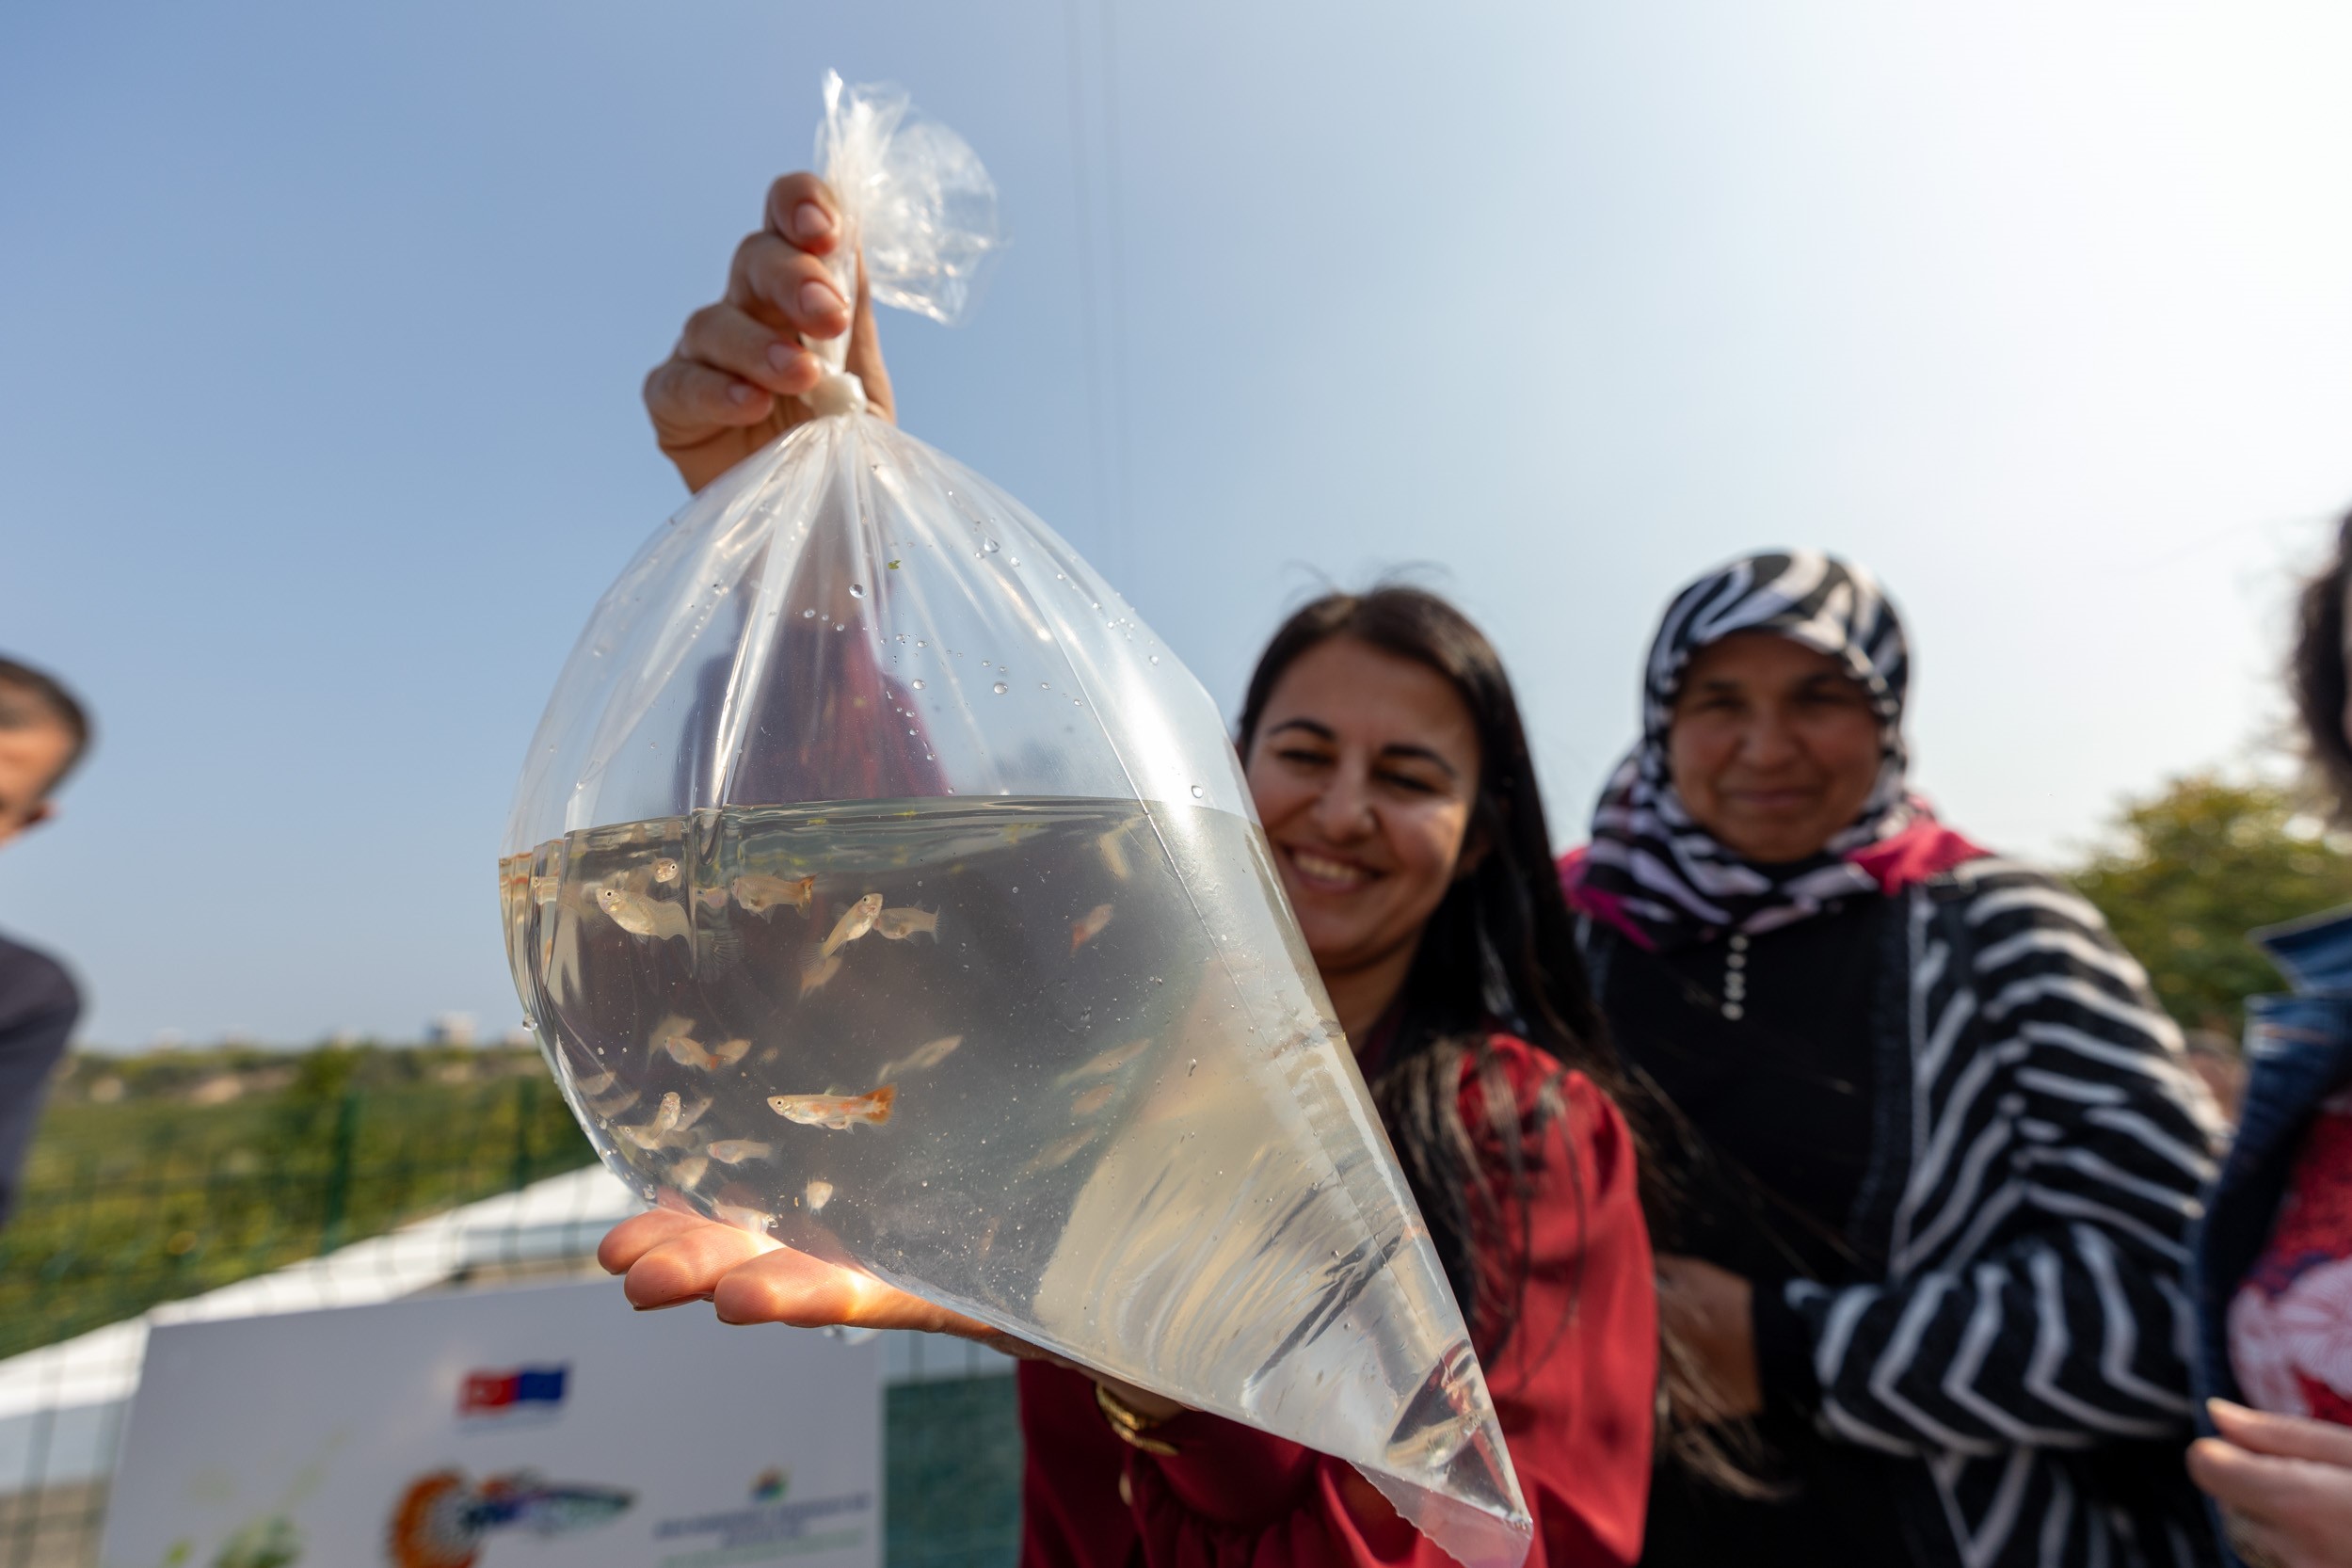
[7,2,2352,1047]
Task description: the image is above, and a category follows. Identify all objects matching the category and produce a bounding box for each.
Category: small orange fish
[768,1083,898,1130]
[585,1082,642,1118]
[597,886,691,940]
[707,1139,773,1164]
[712,1201,774,1232]
[733,872,816,917]
[707,1037,751,1065]
[615,1091,682,1149]
[1054,1036,1151,1087]
[873,905,939,941]
[1022,1127,1097,1175]
[669,1154,709,1190]
[672,1094,713,1131]
[1070,903,1115,953]
[805,1178,835,1213]
[1097,824,1134,881]
[652,857,681,884]
[647,1013,699,1059]
[663,1032,714,1069]
[876,1033,963,1081]
[822,892,886,956]
[799,950,843,997]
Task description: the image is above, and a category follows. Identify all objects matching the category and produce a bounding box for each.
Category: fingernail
[766,342,803,376]
[727,382,755,406]
[791,201,835,241]
[799,280,844,318]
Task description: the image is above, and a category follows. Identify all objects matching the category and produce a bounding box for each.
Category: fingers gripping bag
[500,74,1530,1568]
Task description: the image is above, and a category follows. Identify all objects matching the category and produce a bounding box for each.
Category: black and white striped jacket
[1616,856,2228,1566]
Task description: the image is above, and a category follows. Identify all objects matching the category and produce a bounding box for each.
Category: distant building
[425,1014,478,1047]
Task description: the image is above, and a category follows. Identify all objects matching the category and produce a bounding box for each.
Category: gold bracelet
[1096,1381,1179,1456]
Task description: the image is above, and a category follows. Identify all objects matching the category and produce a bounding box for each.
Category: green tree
[2071,773,2352,1038]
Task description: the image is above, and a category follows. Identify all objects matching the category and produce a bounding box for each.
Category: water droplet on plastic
[849,584,865,599]
[802,609,816,619]
[1190,785,1206,799]
[915,639,927,648]
[833,622,845,632]
[985,539,1000,553]
[1039,682,1050,691]
[911,679,926,690]
[1148,654,1160,664]
[1010,557,1021,567]
[1188,1059,1198,1076]
[992,681,1008,695]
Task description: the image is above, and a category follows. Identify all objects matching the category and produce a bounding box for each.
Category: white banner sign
[99,1277,880,1568]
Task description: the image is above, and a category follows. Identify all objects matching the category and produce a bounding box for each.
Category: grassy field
[1,1041,597,1360]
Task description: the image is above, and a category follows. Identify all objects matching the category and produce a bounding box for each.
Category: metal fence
[0,1062,1021,1568]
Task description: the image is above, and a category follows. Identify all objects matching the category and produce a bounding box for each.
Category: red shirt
[2230,1085,2352,1419]
[1016,1037,1656,1568]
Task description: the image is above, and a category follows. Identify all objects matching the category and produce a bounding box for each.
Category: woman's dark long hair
[1236,586,1626,1371]
[2292,511,2352,815]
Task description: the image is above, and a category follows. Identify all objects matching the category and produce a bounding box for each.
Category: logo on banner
[752,1468,791,1502]
[457,1365,569,1417]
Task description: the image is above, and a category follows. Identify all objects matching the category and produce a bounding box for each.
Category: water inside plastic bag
[500,74,1530,1568]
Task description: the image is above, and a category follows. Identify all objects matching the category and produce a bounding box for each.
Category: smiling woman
[611,163,1661,1568]
[1564,551,2224,1568]
[997,587,1661,1568]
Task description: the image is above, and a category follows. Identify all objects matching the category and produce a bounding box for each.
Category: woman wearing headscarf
[1562,550,2224,1567]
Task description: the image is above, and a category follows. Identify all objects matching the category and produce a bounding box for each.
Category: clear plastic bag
[500,74,1530,1568]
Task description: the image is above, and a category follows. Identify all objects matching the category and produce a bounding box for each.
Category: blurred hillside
[2,1041,595,1358]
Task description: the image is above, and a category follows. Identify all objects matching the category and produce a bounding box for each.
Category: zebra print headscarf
[1577,550,1919,949]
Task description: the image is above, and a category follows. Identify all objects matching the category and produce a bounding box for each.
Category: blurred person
[2186,1030,2248,1127]
[1562,552,2223,1566]
[0,657,90,1228]
[2187,512,2352,1567]
[602,174,1660,1567]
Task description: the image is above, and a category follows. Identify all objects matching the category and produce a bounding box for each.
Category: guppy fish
[1055,1036,1151,1086]
[821,892,886,956]
[661,1031,750,1070]
[613,1091,682,1149]
[733,872,815,917]
[648,1015,702,1061]
[390,1469,632,1568]
[652,857,680,884]
[1097,824,1134,881]
[805,1178,835,1213]
[668,1154,709,1190]
[1022,1126,1098,1175]
[876,1033,963,1081]
[707,1138,774,1164]
[596,886,690,941]
[872,905,939,941]
[1070,903,1115,952]
[769,1083,897,1130]
[799,950,843,997]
